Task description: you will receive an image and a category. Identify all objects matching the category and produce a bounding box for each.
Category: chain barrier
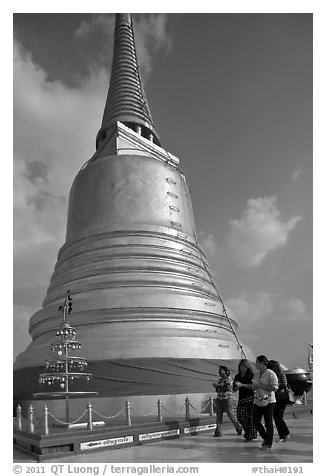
[66,409,88,425]
[18,415,29,422]
[47,409,87,426]
[92,407,125,421]
[47,413,70,426]
[188,399,211,414]
[161,402,185,415]
[188,402,203,414]
[32,415,40,425]
[14,391,313,434]
[130,408,155,417]
[161,404,176,415]
[203,400,212,411]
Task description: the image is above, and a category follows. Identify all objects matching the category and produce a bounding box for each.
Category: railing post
[185,397,190,420]
[125,401,131,426]
[87,402,93,430]
[157,399,163,423]
[16,404,22,431]
[28,404,35,433]
[43,405,49,435]
[209,396,214,417]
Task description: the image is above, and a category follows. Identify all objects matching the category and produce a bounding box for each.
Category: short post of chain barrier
[125,401,132,426]
[16,404,23,431]
[209,396,214,417]
[28,404,35,433]
[43,404,49,435]
[303,391,307,405]
[185,397,190,420]
[87,402,93,430]
[293,402,298,419]
[157,399,163,423]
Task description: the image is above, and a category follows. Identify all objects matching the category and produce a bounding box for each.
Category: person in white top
[235,355,278,450]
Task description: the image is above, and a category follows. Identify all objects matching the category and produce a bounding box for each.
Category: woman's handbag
[287,386,295,404]
[276,385,295,404]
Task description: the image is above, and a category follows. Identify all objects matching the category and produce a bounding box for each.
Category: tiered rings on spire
[96,13,160,149]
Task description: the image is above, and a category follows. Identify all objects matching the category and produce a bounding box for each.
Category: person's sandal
[259,443,272,450]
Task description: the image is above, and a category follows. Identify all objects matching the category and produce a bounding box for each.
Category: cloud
[74,14,172,78]
[280,298,309,322]
[74,14,115,38]
[225,292,275,327]
[227,195,302,267]
[292,167,302,182]
[225,292,310,328]
[133,14,173,76]
[199,231,217,256]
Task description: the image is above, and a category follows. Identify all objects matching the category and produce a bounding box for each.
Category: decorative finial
[96,13,160,149]
[58,290,72,324]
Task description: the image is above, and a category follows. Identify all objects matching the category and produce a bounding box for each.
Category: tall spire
[96,13,160,149]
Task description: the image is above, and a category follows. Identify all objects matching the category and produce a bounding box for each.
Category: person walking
[236,355,278,450]
[233,359,257,442]
[213,365,242,437]
[268,360,291,442]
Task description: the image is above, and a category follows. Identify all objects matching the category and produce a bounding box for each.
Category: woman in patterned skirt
[233,359,257,442]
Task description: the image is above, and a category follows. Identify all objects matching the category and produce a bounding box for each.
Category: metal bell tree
[34,290,97,424]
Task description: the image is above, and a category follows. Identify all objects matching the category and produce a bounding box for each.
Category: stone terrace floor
[14,413,312,464]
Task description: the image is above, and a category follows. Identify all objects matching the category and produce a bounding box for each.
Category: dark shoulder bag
[276,385,295,405]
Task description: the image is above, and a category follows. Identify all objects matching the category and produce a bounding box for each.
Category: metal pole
[65,340,69,424]
[16,404,22,431]
[185,397,190,420]
[65,394,69,424]
[157,399,163,423]
[209,396,214,417]
[293,402,297,419]
[125,401,131,426]
[44,405,49,435]
[307,343,313,371]
[87,402,93,430]
[28,404,35,433]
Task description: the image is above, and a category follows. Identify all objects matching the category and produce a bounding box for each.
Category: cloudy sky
[13,13,312,369]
